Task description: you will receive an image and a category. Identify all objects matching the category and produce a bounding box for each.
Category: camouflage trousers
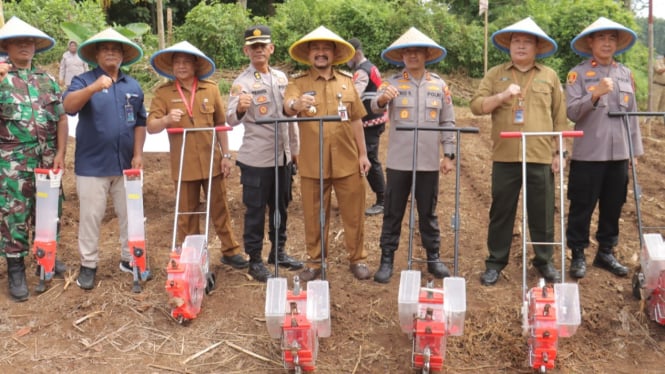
[0,141,59,256]
[0,170,36,257]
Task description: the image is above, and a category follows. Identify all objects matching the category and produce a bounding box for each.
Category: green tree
[5,0,106,64]
[175,2,255,70]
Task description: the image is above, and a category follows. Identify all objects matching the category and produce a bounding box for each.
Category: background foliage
[3,0,663,108]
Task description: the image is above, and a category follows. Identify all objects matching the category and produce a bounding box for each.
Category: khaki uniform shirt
[283,69,366,179]
[148,79,227,181]
[371,70,455,171]
[470,62,568,163]
[566,59,643,160]
[227,66,298,167]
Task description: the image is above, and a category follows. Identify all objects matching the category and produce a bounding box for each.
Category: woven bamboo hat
[288,26,355,65]
[150,41,215,80]
[0,16,55,54]
[491,17,557,59]
[78,28,143,66]
[570,17,637,57]
[381,27,446,66]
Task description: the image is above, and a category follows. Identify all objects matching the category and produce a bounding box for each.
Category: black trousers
[485,162,555,270]
[380,169,440,254]
[364,123,386,201]
[566,160,628,250]
[237,160,291,258]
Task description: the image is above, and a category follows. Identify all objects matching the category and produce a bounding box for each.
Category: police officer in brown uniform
[284,26,372,281]
[227,26,303,282]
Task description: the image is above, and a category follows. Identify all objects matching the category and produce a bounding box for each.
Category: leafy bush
[175,2,255,70]
[4,0,106,65]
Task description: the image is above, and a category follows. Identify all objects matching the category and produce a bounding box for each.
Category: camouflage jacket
[0,63,64,171]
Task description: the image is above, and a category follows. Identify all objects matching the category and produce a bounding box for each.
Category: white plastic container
[641,233,665,291]
[34,169,62,241]
[443,277,466,336]
[306,280,331,338]
[554,283,581,338]
[123,169,145,242]
[398,270,421,334]
[265,277,287,339]
[180,235,206,264]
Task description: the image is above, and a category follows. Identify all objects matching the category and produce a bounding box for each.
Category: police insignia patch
[567,71,577,85]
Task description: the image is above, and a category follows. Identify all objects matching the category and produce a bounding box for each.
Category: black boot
[569,248,587,279]
[248,252,273,282]
[593,247,628,276]
[267,247,304,270]
[373,250,394,284]
[7,257,29,302]
[426,251,450,279]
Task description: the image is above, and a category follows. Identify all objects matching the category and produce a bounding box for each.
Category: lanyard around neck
[175,77,198,120]
[510,67,536,100]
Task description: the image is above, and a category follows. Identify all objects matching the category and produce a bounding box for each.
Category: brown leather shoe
[298,267,322,282]
[350,263,371,280]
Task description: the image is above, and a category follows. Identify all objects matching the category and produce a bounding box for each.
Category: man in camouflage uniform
[0,17,68,301]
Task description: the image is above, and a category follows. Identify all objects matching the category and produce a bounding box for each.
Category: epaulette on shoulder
[337,69,353,78]
[291,71,307,79]
[429,72,442,80]
[199,78,216,85]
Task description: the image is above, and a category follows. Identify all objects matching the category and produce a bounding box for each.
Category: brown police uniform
[148,79,241,256]
[283,68,368,268]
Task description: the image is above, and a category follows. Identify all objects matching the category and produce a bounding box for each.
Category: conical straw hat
[570,17,637,57]
[491,17,558,59]
[0,16,55,54]
[150,41,215,80]
[381,27,446,66]
[288,26,355,66]
[78,28,143,67]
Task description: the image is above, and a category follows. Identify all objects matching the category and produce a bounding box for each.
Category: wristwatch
[444,153,455,161]
[223,153,233,159]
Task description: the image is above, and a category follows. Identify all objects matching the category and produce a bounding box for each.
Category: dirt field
[1,90,664,373]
